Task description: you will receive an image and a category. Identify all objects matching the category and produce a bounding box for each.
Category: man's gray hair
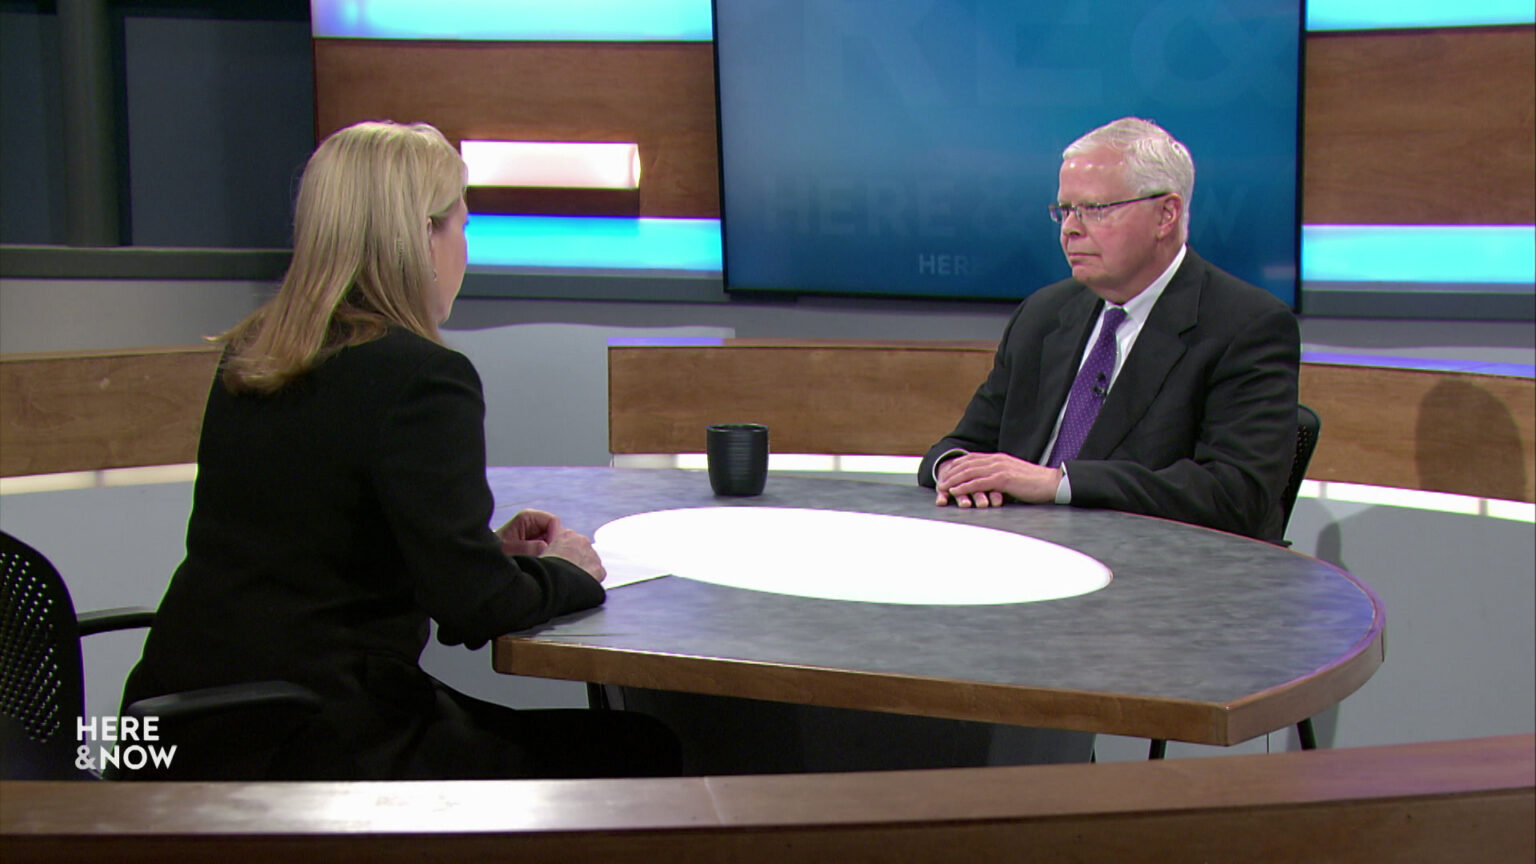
[1064,118,1194,233]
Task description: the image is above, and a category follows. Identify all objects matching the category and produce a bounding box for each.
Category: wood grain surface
[0,346,219,477]
[313,40,719,219]
[3,735,1529,863]
[610,343,1536,502]
[5,343,1529,506]
[1304,26,1535,225]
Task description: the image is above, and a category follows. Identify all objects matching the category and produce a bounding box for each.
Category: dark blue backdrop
[715,0,1302,305]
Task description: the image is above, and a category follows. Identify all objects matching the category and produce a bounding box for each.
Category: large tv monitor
[713,0,1303,307]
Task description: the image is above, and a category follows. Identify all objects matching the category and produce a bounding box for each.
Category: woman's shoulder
[343,327,469,372]
[311,328,479,399]
[360,325,448,355]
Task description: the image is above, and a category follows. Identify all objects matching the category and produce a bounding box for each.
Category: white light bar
[461,141,641,189]
[1316,482,1483,516]
[0,463,198,495]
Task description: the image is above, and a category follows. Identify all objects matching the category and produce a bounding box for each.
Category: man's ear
[1156,194,1183,239]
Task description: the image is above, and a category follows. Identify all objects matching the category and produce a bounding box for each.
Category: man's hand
[935,452,1063,508]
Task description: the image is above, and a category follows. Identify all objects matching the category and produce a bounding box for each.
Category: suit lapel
[1079,252,1203,459]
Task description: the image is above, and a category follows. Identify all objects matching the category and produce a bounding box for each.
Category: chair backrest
[0,531,92,779]
[1281,404,1322,532]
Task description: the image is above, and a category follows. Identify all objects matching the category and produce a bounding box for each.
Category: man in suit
[919,117,1299,542]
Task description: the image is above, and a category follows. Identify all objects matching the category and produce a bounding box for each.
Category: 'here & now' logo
[76,716,177,772]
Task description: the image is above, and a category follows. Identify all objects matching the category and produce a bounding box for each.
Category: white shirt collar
[1111,244,1186,322]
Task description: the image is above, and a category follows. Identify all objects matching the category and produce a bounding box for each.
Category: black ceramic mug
[706,423,769,496]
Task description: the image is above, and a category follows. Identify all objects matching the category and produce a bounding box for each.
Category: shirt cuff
[1055,464,1072,504]
[932,448,968,484]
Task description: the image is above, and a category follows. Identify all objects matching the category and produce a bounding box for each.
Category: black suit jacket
[919,249,1300,541]
[122,328,604,778]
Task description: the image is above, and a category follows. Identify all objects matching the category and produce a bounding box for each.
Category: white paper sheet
[590,545,673,590]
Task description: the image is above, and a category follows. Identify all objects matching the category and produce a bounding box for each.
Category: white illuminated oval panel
[592,507,1111,606]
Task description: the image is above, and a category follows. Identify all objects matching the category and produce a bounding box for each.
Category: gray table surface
[489,467,1385,745]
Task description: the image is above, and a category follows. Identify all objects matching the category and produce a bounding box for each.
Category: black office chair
[1282,404,1322,536]
[1148,404,1323,759]
[0,530,322,780]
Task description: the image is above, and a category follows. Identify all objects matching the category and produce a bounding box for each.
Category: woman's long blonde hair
[219,121,466,393]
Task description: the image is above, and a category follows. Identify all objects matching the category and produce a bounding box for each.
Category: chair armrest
[124,681,323,722]
[76,606,156,636]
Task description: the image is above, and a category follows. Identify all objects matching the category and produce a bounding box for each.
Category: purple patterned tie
[1046,306,1129,468]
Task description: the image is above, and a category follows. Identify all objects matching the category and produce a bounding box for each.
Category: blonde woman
[122,121,678,780]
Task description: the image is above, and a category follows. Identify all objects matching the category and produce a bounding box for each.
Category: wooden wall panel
[0,347,219,478]
[1300,363,1535,502]
[609,344,1536,503]
[312,40,719,218]
[1304,26,1536,225]
[6,344,1530,506]
[608,342,995,457]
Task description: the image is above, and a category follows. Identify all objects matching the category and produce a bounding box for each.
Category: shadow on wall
[1415,378,1530,502]
[1298,497,1535,749]
[1310,519,1351,751]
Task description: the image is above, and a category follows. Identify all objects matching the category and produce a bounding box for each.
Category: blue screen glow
[715,0,1303,303]
[310,0,713,41]
[1307,0,1534,31]
[310,0,1534,40]
[464,218,1536,289]
[467,215,722,272]
[1302,225,1536,284]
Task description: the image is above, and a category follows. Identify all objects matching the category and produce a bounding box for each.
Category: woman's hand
[543,530,606,583]
[499,509,605,582]
[497,509,561,555]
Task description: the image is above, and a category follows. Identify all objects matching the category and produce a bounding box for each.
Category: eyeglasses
[1048,192,1168,224]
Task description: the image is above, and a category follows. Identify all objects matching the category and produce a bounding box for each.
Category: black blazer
[919,249,1300,542]
[122,328,604,777]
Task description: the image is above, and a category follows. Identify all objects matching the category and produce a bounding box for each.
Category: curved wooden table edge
[2,735,1530,862]
[495,621,1384,748]
[1221,555,1390,744]
[494,638,1212,736]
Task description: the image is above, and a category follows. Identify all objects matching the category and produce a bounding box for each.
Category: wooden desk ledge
[3,735,1531,864]
[608,343,1536,502]
[6,342,1533,503]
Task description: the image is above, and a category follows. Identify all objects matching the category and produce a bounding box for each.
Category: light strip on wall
[0,464,198,495]
[1301,350,1536,379]
[606,456,1536,524]
[311,0,1532,41]
[466,215,721,272]
[1320,481,1483,515]
[463,221,1536,283]
[462,141,641,189]
[310,0,714,41]
[1302,225,1536,284]
[1308,0,1535,31]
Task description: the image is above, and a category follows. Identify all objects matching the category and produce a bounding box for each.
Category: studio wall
[311,26,1535,229]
